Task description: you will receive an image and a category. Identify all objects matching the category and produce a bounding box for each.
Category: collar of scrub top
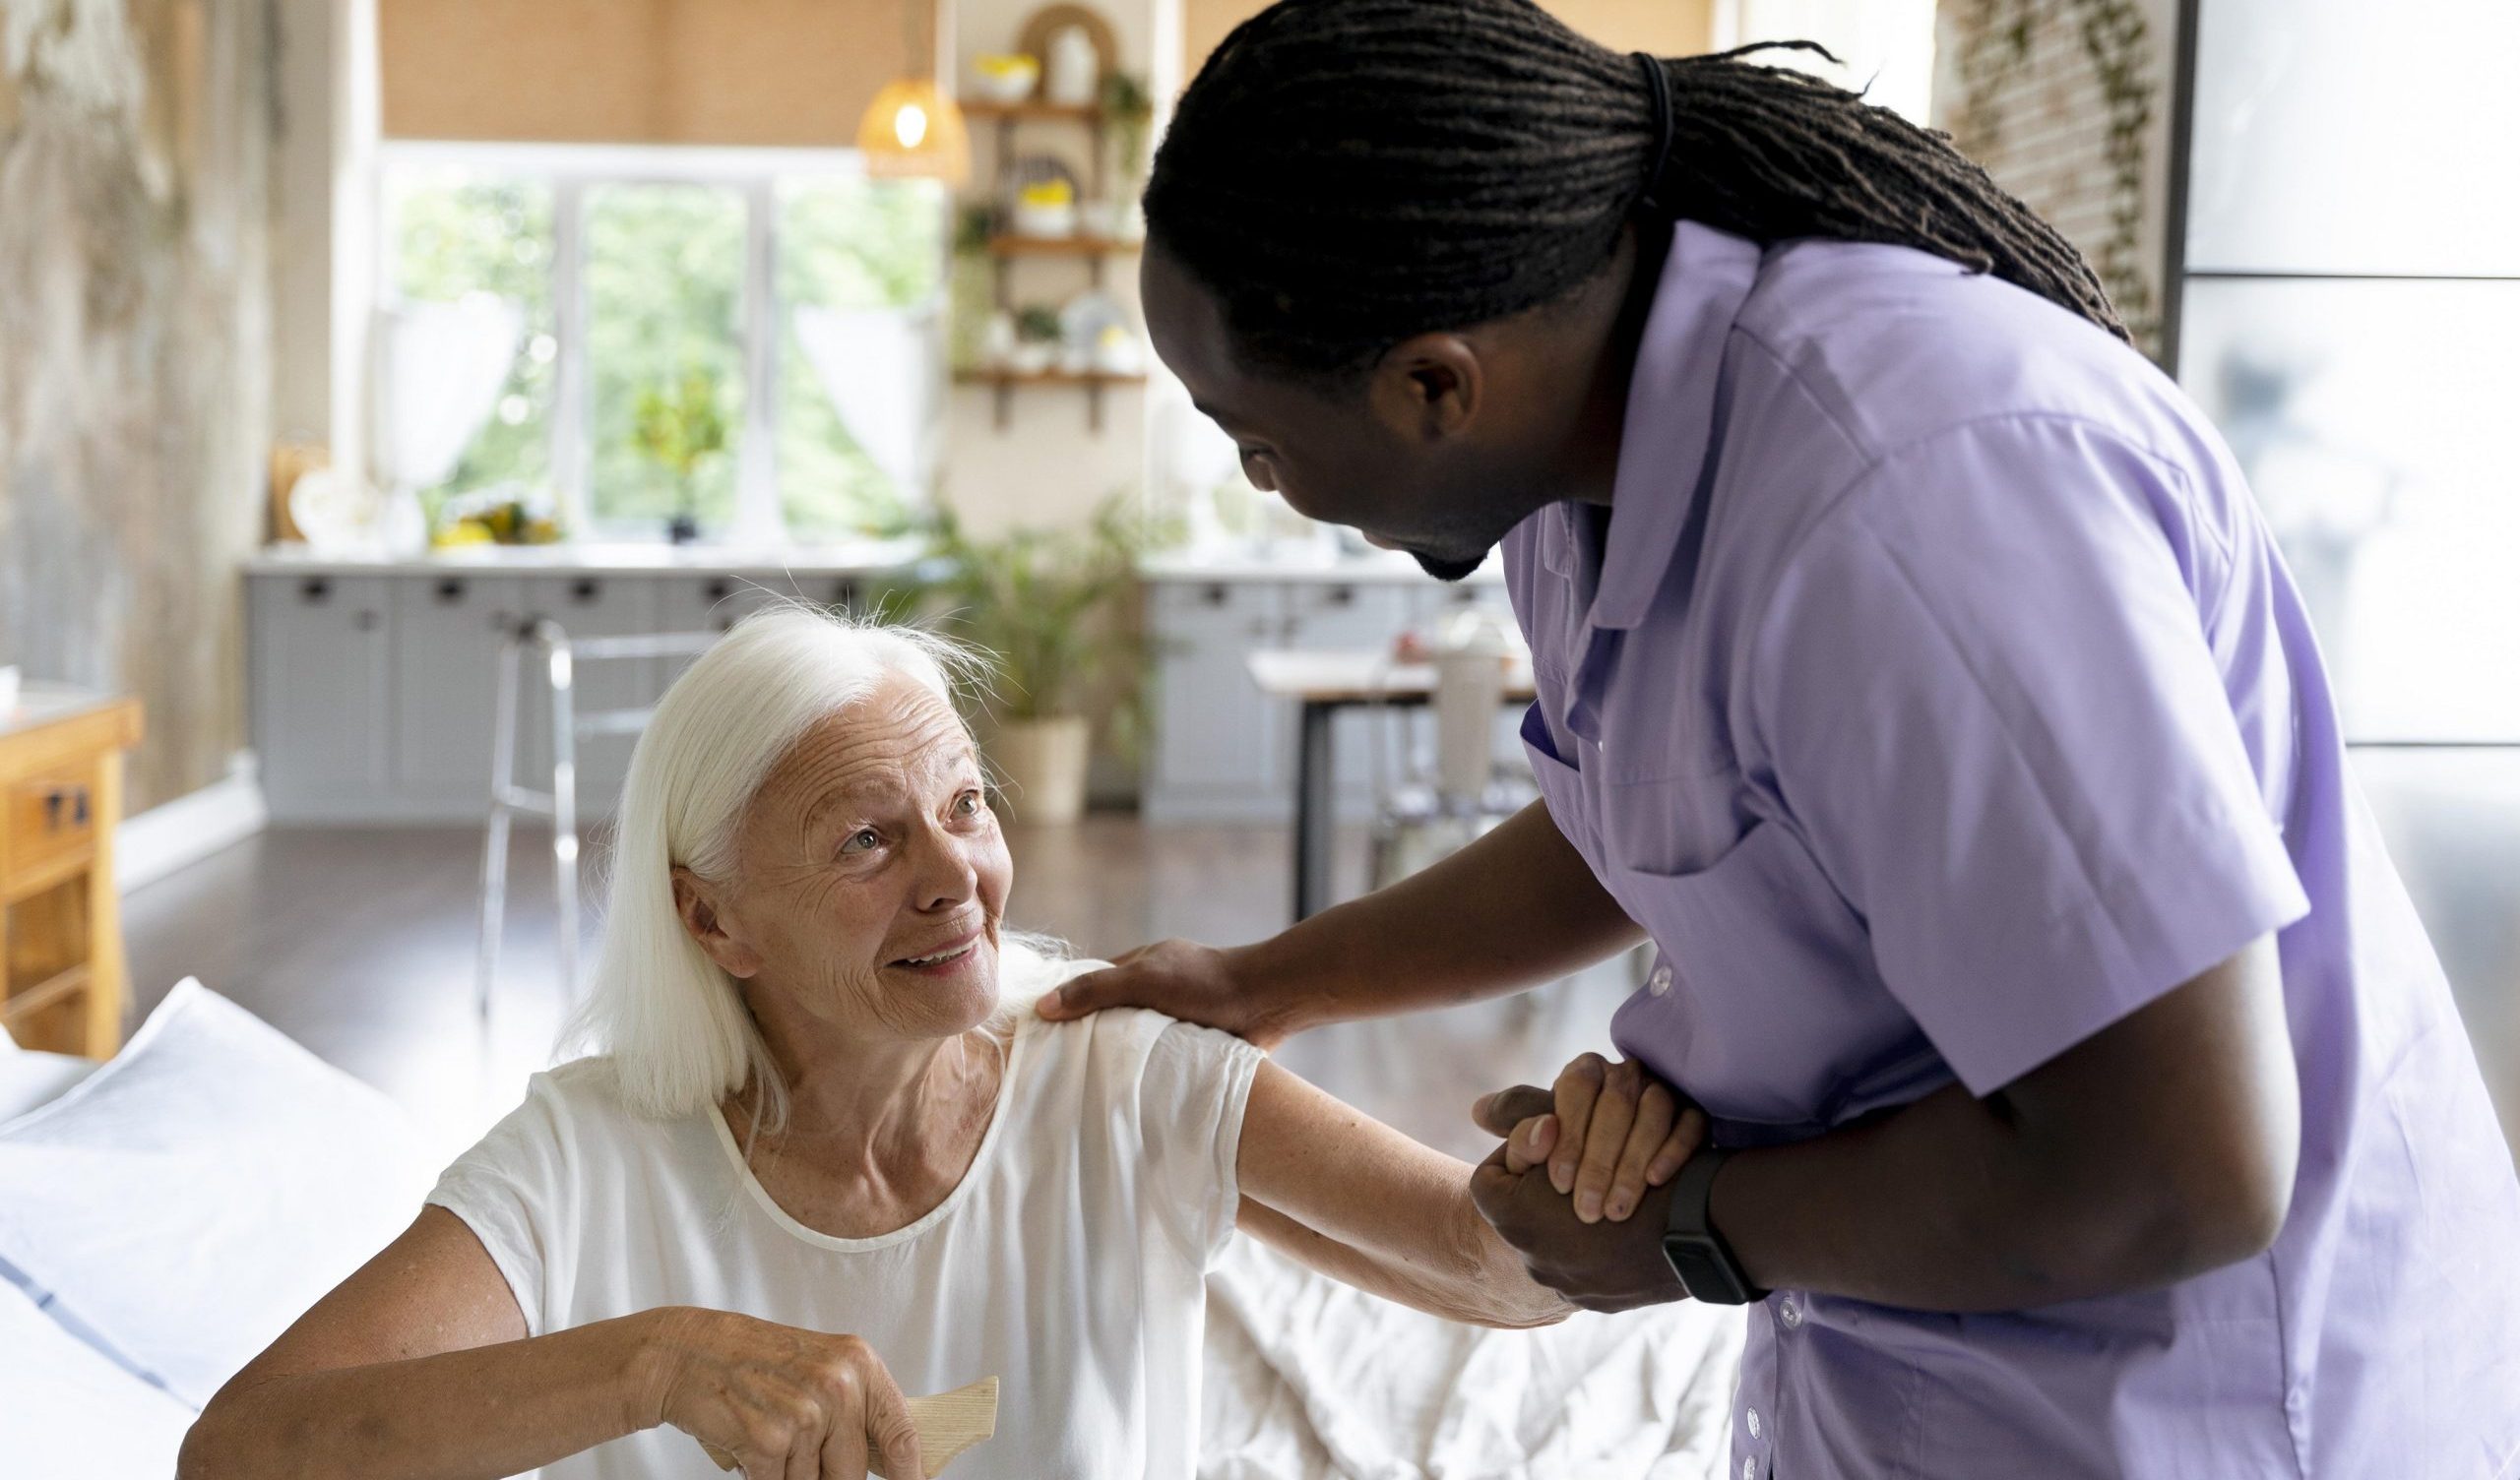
[1583,219,1762,633]
[1544,219,1762,749]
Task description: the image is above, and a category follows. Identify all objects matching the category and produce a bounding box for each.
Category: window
[380,145,946,543]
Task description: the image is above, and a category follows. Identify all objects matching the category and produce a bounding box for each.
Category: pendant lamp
[858,0,970,185]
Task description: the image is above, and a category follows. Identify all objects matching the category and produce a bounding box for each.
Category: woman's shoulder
[469,1055,687,1156]
[1013,995,1262,1105]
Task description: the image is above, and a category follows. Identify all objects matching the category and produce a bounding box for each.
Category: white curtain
[373,295,525,491]
[793,301,943,499]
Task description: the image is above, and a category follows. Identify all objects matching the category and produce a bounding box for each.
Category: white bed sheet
[1200,1233,1744,1480]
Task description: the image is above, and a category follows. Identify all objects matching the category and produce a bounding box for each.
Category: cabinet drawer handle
[300,578,331,602]
[572,579,600,602]
[39,786,90,832]
[1202,584,1229,607]
[831,580,857,608]
[1326,585,1355,606]
[354,609,381,633]
[706,579,733,603]
[435,578,466,602]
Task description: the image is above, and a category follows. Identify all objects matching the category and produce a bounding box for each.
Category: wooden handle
[696,1376,999,1478]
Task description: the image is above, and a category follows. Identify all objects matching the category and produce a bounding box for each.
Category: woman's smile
[889,927,986,976]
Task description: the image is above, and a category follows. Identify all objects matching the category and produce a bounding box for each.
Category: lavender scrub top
[1502,220,2520,1479]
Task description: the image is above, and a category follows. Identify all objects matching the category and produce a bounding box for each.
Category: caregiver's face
[718,671,1009,1042]
[1141,238,1525,583]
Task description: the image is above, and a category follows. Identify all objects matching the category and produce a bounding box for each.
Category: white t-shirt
[427,1006,1263,1478]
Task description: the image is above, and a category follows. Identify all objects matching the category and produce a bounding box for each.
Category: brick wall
[1932,0,2176,357]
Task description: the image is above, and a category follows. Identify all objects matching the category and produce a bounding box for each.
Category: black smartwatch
[1662,1146,1767,1305]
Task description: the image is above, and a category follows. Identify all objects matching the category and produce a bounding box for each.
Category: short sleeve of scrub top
[1749,414,2312,1094]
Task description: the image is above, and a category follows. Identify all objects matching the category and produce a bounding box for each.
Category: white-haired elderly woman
[180,608,1663,1480]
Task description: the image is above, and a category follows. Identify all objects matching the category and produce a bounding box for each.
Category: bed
[0,979,1741,1477]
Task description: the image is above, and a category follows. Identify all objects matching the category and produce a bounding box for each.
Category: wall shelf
[953,367,1147,432]
[987,234,1141,256]
[961,100,1102,124]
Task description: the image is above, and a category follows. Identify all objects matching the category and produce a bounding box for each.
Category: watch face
[1664,1234,1745,1305]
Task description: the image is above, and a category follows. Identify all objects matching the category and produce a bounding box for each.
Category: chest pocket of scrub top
[1518,699,1598,857]
[1607,816,1943,1132]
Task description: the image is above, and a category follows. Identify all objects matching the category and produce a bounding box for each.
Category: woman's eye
[954,791,984,819]
[840,828,881,855]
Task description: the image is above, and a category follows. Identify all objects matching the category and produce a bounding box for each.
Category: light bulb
[895,102,929,149]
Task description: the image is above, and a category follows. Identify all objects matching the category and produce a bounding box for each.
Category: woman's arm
[1233,1059,1576,1329]
[180,1207,926,1480]
[180,1206,654,1479]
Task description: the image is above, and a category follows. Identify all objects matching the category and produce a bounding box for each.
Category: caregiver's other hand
[1473,1054,1705,1224]
[1470,1141,1689,1313]
[1035,939,1301,1050]
[639,1307,924,1480]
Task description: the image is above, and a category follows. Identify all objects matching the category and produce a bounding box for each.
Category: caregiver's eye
[840,827,882,855]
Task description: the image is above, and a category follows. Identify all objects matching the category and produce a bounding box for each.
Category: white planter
[989,715,1091,824]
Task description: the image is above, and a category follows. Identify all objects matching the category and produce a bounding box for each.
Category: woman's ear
[672,866,763,978]
[1368,332,1482,445]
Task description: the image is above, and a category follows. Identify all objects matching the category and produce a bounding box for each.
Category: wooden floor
[121,759,2520,1168]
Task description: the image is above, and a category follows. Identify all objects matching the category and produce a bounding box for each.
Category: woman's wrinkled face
[698,670,1010,1043]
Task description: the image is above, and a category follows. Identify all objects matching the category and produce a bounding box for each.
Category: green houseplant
[632,369,727,543]
[917,496,1173,822]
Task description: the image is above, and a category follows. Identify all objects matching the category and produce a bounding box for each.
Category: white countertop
[244,538,929,577]
[1139,548,1507,586]
[245,540,1505,586]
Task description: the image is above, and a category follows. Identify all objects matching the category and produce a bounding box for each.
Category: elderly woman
[179,609,1681,1480]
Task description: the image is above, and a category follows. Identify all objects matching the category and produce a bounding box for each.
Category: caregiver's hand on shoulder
[637,1307,924,1480]
[1035,939,1301,1050]
[1473,1053,1706,1224]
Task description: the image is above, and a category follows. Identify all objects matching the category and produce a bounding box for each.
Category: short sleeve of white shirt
[424,1068,581,1337]
[1131,1014,1264,1268]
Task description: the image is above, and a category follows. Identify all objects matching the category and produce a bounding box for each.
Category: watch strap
[1662,1145,1767,1305]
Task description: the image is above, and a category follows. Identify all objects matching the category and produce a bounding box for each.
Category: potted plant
[917,496,1174,824]
[632,369,727,544]
[1099,70,1154,236]
[1009,305,1063,375]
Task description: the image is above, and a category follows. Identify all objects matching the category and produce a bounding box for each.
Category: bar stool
[473,618,720,1021]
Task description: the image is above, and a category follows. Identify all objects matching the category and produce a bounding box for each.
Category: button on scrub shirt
[1503,220,2520,1478]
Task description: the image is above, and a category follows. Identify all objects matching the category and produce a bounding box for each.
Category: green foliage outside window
[587,182,747,532]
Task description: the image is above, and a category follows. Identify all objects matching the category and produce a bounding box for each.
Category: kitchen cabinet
[248,558,902,825]
[251,575,394,816]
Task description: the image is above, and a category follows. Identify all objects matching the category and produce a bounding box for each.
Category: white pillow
[0,1048,98,1121]
[0,1273,195,1478]
[0,977,436,1410]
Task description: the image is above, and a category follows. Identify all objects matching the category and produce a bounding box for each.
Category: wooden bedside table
[0,685,145,1058]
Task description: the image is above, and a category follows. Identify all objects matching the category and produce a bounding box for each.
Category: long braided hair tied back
[1145,0,2127,382]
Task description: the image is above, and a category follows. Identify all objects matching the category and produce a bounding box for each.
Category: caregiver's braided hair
[1142,0,2128,382]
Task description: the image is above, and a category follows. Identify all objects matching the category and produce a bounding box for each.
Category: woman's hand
[1034,939,1305,1050]
[1474,1053,1706,1224]
[638,1308,925,1480]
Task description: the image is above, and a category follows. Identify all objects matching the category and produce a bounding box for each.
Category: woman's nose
[906,828,979,912]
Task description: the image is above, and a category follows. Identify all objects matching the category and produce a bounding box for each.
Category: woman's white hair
[560,602,1075,1125]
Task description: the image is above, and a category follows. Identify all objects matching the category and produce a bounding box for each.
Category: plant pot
[989,714,1090,824]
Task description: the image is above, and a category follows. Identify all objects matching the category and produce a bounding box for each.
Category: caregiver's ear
[1368,332,1483,443]
[673,866,763,978]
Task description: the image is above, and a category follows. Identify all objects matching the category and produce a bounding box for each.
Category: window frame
[376,139,945,544]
